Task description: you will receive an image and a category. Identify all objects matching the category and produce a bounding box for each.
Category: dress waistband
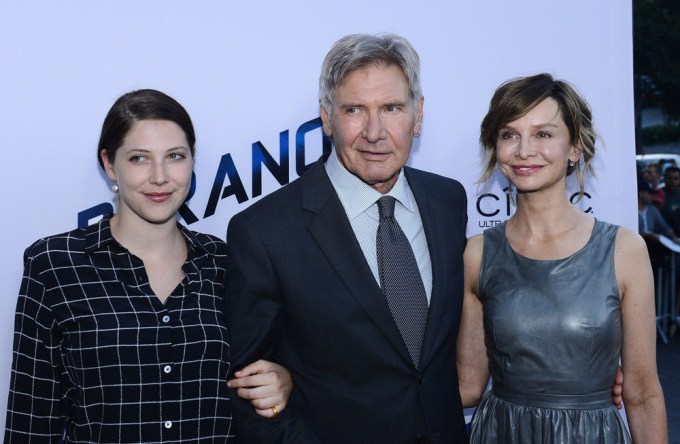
[492,385,613,409]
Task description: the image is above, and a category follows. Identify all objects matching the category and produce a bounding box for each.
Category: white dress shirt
[325,150,433,304]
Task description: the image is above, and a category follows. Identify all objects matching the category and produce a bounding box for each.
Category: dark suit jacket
[226,158,468,444]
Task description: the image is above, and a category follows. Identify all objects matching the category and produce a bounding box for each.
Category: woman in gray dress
[457,73,667,443]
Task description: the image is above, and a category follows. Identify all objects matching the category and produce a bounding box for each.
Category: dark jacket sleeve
[225,212,320,443]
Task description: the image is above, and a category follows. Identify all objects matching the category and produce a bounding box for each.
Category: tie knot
[377,196,396,219]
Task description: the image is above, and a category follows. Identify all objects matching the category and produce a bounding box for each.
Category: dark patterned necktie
[376,196,428,367]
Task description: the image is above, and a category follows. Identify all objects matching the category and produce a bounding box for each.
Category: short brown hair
[479,73,597,196]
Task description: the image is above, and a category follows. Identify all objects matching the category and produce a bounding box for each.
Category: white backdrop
[0,0,635,431]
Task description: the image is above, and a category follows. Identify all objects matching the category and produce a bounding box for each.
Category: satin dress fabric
[469,220,632,443]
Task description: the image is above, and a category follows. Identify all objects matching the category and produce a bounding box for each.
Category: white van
[636,153,680,173]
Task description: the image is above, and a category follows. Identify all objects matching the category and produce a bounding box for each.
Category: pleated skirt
[469,389,632,444]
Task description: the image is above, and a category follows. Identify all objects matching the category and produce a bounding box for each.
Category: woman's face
[495,97,580,194]
[101,119,193,227]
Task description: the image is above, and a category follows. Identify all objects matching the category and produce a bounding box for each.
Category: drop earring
[111,183,119,193]
[506,180,516,207]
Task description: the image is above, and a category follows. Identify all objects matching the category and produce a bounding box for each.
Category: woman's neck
[109,213,184,259]
[510,190,589,238]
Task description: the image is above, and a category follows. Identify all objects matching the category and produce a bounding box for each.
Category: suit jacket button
[417,373,424,385]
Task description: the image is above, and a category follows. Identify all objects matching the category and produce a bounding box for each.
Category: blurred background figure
[640,162,666,208]
[639,177,679,270]
[661,166,680,234]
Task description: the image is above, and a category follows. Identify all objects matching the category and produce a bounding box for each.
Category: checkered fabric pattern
[4,216,235,443]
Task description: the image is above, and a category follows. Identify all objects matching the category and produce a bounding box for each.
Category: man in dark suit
[226,33,468,443]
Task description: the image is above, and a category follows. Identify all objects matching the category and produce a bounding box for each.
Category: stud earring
[111,183,119,193]
[568,160,575,167]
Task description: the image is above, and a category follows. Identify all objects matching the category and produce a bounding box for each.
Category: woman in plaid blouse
[5,89,291,443]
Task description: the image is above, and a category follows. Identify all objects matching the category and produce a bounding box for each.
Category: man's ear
[413,96,424,136]
[320,103,332,138]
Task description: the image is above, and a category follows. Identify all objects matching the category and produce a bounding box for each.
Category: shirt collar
[84,213,214,257]
[325,147,416,219]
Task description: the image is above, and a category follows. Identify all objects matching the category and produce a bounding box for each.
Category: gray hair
[319,33,422,113]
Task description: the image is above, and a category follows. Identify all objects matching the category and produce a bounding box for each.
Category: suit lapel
[302,162,413,365]
[405,168,451,369]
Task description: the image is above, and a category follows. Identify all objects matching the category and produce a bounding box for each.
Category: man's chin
[363,175,400,194]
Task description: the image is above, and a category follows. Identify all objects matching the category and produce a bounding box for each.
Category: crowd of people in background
[638,159,680,266]
[638,158,680,344]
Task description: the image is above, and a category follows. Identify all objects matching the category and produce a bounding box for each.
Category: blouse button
[162,315,170,323]
[164,365,172,374]
[164,421,173,429]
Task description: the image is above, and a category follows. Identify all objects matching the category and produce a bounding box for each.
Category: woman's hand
[227,359,293,419]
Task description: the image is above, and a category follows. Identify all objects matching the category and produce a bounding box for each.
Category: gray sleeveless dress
[469,220,632,443]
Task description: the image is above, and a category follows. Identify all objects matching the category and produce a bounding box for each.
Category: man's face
[320,63,423,194]
[666,171,680,192]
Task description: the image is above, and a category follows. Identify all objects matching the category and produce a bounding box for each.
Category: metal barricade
[656,236,680,344]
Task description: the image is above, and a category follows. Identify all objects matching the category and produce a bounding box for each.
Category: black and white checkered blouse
[5,215,235,443]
